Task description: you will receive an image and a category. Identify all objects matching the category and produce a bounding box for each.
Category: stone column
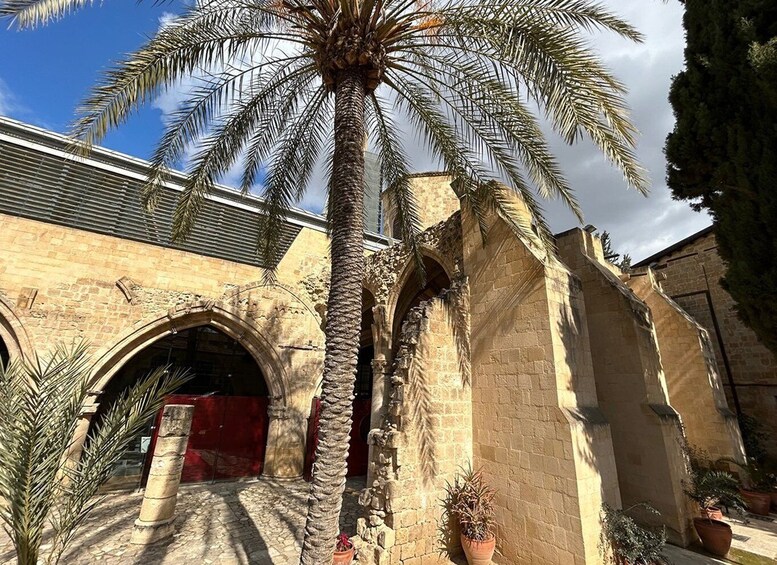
[263,399,305,479]
[65,397,99,468]
[131,404,194,545]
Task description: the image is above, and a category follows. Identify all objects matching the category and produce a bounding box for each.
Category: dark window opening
[356,289,376,399]
[0,336,9,368]
[392,256,451,349]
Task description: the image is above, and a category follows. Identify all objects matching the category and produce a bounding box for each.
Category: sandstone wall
[629,271,745,464]
[462,204,620,565]
[648,232,777,460]
[358,211,470,564]
[381,175,459,237]
[0,212,331,477]
[358,297,472,565]
[557,229,692,545]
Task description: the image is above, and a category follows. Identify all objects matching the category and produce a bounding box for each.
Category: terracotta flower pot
[770,491,777,512]
[700,506,723,520]
[332,547,354,565]
[740,489,771,516]
[693,517,732,557]
[461,534,495,565]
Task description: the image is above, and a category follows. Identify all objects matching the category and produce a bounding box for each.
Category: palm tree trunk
[300,68,366,565]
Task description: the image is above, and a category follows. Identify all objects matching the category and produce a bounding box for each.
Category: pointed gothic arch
[89,301,289,402]
[389,255,452,351]
[0,294,34,362]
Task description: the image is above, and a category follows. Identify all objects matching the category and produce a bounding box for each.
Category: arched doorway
[94,325,270,489]
[304,288,375,479]
[351,288,376,476]
[0,335,9,368]
[392,256,452,350]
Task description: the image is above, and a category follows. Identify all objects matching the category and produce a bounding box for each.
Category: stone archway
[389,255,453,351]
[89,301,289,401]
[81,301,308,481]
[94,323,273,488]
[0,294,34,362]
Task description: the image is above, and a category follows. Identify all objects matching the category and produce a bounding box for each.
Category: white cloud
[540,0,709,262]
[150,0,705,261]
[0,77,17,117]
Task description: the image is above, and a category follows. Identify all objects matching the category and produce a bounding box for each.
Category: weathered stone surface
[133,404,194,544]
[634,228,777,461]
[557,229,694,546]
[0,478,366,565]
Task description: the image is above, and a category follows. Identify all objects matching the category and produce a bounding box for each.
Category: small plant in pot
[683,468,745,557]
[599,503,669,565]
[445,467,496,565]
[332,533,355,565]
[720,457,776,516]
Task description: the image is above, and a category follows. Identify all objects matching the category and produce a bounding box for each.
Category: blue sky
[0,1,712,261]
[0,1,182,157]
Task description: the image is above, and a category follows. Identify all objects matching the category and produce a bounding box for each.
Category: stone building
[633,229,777,461]
[0,116,747,564]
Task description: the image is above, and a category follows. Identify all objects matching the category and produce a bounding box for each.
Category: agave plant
[444,466,496,542]
[2,0,648,561]
[0,343,187,565]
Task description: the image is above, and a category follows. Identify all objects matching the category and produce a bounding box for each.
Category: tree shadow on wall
[555,288,614,507]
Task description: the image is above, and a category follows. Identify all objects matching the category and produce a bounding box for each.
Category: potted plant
[729,458,775,516]
[684,468,745,556]
[717,456,775,516]
[599,503,669,565]
[445,467,496,565]
[333,533,355,565]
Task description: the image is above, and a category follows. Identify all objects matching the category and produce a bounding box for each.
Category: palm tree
[2,0,647,561]
[0,343,187,565]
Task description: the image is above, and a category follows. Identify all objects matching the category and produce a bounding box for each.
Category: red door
[215,396,269,480]
[145,394,269,484]
[304,397,371,479]
[348,398,372,476]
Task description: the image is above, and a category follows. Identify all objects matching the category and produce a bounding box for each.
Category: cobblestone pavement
[0,477,365,565]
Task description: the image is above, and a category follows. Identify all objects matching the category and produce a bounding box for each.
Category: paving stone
[0,477,365,565]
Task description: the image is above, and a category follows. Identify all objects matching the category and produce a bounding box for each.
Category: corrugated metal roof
[0,139,301,268]
[0,117,392,266]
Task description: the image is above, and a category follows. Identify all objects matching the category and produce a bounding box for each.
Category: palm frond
[0,344,188,565]
[368,93,425,281]
[48,366,188,565]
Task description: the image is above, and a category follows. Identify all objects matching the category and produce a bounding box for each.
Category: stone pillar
[65,397,99,468]
[131,404,193,545]
[557,229,693,546]
[263,399,305,479]
[628,271,746,464]
[462,197,621,564]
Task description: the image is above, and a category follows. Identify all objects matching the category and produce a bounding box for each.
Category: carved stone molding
[115,276,139,305]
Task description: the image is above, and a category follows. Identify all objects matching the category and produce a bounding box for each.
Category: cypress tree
[665,0,777,353]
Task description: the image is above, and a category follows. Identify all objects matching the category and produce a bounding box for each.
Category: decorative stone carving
[115,276,139,305]
[267,397,289,420]
[364,212,463,305]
